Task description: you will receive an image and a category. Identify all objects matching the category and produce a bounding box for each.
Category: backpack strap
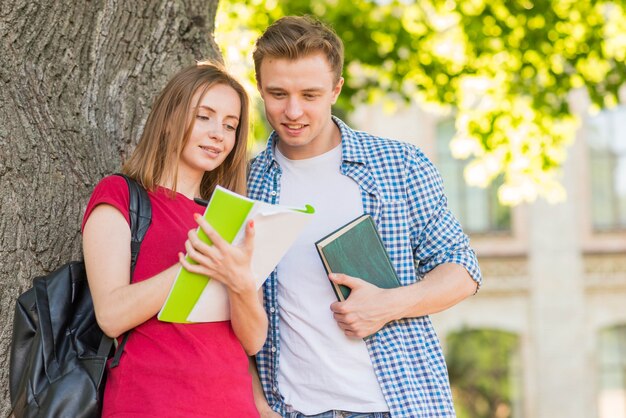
[122,174,152,276]
[101,174,152,367]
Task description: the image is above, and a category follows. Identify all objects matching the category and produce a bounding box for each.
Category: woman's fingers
[180,214,255,293]
[187,229,221,261]
[242,220,255,254]
[182,240,216,273]
[179,252,211,276]
[194,213,228,251]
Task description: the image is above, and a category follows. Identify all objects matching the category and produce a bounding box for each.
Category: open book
[158,186,314,323]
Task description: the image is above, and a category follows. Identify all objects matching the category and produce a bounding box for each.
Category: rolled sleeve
[406,147,482,289]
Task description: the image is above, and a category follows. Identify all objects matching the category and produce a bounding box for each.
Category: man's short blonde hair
[253,15,344,85]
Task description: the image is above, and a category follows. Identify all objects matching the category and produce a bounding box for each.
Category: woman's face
[179,83,241,179]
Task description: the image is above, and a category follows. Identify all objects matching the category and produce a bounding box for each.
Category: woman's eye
[225,124,237,131]
[196,115,209,120]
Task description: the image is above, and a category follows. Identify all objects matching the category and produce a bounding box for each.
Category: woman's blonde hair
[122,62,249,198]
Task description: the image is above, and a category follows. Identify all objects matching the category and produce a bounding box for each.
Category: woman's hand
[179,213,256,295]
[180,213,267,354]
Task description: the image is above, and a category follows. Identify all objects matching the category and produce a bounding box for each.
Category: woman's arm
[229,287,268,355]
[83,204,179,338]
[249,357,281,417]
[179,214,268,354]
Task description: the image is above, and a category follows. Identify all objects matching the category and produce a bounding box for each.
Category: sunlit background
[215,1,626,417]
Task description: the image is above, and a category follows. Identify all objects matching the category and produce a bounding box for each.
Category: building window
[436,119,511,234]
[587,106,626,231]
[446,328,523,418]
[598,325,626,418]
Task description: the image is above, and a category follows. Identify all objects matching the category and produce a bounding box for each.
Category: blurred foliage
[216,0,626,205]
[447,329,521,418]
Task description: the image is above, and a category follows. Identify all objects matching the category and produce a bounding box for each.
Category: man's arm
[249,357,281,418]
[330,144,481,339]
[329,263,476,338]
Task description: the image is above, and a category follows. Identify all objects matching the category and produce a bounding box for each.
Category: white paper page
[248,205,313,287]
[186,203,313,322]
[186,280,231,322]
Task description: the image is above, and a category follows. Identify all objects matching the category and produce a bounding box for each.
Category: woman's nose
[208,121,224,142]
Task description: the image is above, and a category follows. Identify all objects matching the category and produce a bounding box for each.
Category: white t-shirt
[274,144,389,414]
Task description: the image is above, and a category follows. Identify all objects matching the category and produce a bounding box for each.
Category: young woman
[82,62,266,417]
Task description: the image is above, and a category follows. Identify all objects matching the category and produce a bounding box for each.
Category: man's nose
[285,97,304,120]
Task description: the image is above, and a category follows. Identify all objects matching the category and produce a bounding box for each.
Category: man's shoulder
[247,146,274,198]
[248,147,271,173]
[249,147,269,164]
[349,128,426,164]
[335,116,425,162]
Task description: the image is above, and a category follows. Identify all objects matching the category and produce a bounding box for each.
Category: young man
[248,16,482,418]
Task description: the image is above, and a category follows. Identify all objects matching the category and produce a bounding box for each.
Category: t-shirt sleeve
[81,175,131,233]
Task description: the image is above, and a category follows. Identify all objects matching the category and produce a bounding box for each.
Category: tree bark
[0,0,221,413]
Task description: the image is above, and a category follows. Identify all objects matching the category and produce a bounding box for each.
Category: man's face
[257,52,344,160]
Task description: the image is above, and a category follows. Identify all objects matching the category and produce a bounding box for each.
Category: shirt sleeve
[81,175,131,233]
[405,146,482,289]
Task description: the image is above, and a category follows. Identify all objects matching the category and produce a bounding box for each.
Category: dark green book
[315,214,401,301]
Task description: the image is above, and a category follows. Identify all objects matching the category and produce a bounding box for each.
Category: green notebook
[315,214,401,301]
[158,186,314,323]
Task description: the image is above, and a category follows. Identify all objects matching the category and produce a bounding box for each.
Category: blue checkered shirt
[248,117,482,418]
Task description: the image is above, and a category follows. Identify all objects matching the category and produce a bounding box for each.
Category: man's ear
[257,81,264,99]
[331,77,344,104]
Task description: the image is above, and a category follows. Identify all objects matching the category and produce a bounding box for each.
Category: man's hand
[330,264,477,339]
[329,273,398,338]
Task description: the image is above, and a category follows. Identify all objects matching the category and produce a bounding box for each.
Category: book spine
[315,244,346,302]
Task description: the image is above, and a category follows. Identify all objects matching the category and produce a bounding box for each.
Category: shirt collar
[258,115,367,172]
[333,116,367,165]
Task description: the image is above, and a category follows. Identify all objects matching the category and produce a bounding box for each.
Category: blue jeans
[285,410,390,418]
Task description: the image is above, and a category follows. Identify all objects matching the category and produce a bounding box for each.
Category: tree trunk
[0,0,221,413]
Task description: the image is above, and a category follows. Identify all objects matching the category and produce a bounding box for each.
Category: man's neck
[276,119,341,160]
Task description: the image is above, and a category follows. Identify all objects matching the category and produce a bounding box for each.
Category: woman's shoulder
[82,175,132,231]
[89,175,132,208]
[94,174,130,192]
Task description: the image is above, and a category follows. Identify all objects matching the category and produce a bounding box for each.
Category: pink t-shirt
[82,175,259,418]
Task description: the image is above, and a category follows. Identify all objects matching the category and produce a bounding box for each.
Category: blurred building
[351,94,626,418]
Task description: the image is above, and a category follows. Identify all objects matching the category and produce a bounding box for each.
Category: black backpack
[9,174,152,418]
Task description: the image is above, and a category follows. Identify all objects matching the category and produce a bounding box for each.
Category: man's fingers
[334,320,360,338]
[333,312,355,325]
[329,273,365,289]
[330,301,347,314]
